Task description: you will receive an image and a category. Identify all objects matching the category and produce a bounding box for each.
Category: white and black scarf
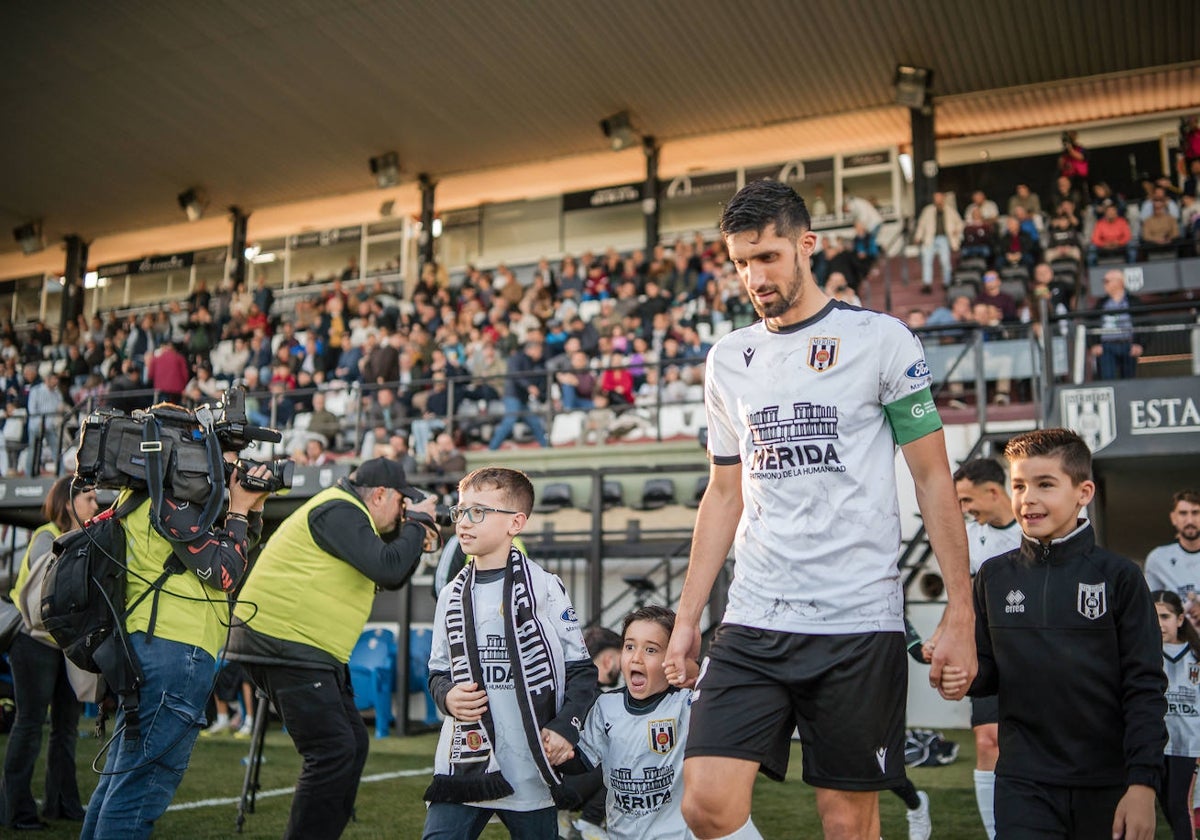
[424,545,564,804]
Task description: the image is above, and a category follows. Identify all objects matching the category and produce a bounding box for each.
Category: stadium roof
[1,0,1198,258]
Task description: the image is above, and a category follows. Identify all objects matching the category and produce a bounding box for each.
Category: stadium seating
[349,628,397,738]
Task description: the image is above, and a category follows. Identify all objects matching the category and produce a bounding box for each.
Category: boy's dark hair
[953,458,1007,487]
[1172,489,1200,508]
[622,604,676,640]
[459,467,535,515]
[720,180,812,242]
[1004,428,1092,485]
[583,626,622,658]
[1150,590,1200,660]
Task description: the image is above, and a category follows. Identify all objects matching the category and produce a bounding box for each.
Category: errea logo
[1005,590,1026,613]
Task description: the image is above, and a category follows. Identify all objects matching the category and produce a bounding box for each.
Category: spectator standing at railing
[487,339,549,450]
[25,370,63,475]
[1089,270,1143,380]
[914,191,963,294]
[147,341,190,404]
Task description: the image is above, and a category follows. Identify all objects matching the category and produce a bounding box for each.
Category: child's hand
[663,657,700,689]
[920,641,935,664]
[938,666,971,698]
[445,682,488,722]
[1111,783,1155,839]
[540,728,575,766]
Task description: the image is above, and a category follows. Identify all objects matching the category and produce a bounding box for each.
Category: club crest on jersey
[648,719,676,755]
[1077,582,1107,620]
[1190,663,1200,685]
[807,337,839,372]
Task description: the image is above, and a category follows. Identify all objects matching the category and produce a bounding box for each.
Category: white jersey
[966,519,1023,576]
[1144,541,1200,601]
[577,688,692,840]
[1163,642,1200,758]
[428,567,588,812]
[704,301,941,634]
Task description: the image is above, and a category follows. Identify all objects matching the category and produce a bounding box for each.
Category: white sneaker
[906,789,931,840]
[574,818,608,840]
[233,718,254,739]
[557,810,582,840]
[201,717,230,737]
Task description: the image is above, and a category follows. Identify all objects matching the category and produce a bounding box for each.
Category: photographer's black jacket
[970,522,1167,789]
[227,479,430,669]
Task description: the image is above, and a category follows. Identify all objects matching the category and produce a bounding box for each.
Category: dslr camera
[76,383,293,505]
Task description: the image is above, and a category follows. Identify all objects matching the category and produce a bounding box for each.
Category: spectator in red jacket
[147,342,191,404]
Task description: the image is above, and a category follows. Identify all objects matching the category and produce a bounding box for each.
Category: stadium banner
[95,251,194,277]
[562,183,643,213]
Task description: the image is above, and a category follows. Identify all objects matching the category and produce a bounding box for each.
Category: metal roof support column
[642,136,660,252]
[61,235,87,330]
[418,174,437,273]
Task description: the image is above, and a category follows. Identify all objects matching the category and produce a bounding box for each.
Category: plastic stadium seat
[601,480,624,509]
[534,482,574,513]
[956,256,988,274]
[637,477,676,510]
[349,628,397,738]
[685,475,709,509]
[407,627,439,726]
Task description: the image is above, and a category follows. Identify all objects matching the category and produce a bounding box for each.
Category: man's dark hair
[1004,428,1092,485]
[583,626,622,658]
[953,458,1007,487]
[720,180,812,241]
[622,604,676,639]
[1172,489,1200,508]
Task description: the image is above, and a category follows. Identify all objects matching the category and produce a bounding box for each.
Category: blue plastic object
[408,627,440,725]
[348,628,397,738]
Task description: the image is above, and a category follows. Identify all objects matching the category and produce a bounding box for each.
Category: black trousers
[1159,755,1197,840]
[994,775,1125,839]
[558,766,606,825]
[246,663,369,840]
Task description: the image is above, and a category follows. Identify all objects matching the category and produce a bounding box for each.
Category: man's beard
[1182,525,1200,541]
[750,257,804,320]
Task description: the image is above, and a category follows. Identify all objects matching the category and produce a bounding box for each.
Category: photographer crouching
[80,414,276,839]
[225,457,439,840]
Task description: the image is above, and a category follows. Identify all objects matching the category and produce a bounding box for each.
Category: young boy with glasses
[423,467,599,839]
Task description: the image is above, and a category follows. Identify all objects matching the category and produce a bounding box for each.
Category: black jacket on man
[970,522,1167,789]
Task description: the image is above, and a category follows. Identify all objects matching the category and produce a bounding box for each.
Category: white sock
[214,712,229,725]
[974,768,996,839]
[692,817,763,840]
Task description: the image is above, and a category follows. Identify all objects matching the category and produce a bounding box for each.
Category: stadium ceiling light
[177,187,208,222]
[894,65,933,109]
[600,110,639,152]
[370,151,401,189]
[12,220,44,255]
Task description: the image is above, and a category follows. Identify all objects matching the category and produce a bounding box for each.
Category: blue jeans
[1096,342,1138,380]
[921,235,952,287]
[488,396,548,449]
[80,633,212,840]
[0,633,84,826]
[422,802,557,840]
[559,384,594,412]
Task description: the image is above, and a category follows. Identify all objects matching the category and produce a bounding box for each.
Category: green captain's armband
[883,387,942,445]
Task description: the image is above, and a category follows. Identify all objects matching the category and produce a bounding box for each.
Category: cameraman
[82,452,271,839]
[226,457,438,840]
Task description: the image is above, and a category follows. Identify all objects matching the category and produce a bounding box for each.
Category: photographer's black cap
[351,457,423,500]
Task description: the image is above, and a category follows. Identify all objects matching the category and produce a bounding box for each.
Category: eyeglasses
[449,504,521,524]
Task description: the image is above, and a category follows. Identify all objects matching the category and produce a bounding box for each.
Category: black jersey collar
[764,299,840,335]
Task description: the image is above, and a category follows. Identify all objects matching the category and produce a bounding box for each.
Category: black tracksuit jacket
[969,521,1167,789]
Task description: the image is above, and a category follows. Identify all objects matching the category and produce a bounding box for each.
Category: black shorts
[685,624,907,790]
[970,694,999,728]
[214,661,248,703]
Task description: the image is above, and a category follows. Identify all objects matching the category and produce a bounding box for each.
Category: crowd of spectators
[1,122,1197,475]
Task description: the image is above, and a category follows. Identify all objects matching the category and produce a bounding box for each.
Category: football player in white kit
[953,457,1023,839]
[664,180,974,840]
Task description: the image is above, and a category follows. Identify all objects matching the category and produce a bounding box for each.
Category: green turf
[0,725,1177,838]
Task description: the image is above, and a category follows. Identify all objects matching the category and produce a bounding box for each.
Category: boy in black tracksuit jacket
[969,428,1166,839]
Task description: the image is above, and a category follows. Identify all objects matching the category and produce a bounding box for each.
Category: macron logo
[875,747,887,773]
[1005,590,1026,613]
[743,347,755,367]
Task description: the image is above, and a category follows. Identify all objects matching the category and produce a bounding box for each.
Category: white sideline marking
[166,767,434,812]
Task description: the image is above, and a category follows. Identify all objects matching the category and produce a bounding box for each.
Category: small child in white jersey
[571,605,698,840]
[1151,589,1200,840]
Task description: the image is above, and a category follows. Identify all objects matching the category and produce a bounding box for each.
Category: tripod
[235,689,271,833]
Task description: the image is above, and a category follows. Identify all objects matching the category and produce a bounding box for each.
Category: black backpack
[40,491,179,739]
